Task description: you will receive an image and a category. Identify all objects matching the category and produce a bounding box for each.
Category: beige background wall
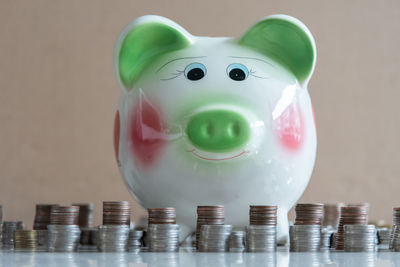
[1,0,399,227]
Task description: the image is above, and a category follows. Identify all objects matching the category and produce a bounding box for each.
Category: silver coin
[97,225,130,252]
[344,224,377,252]
[47,224,80,252]
[290,225,321,252]
[198,225,232,252]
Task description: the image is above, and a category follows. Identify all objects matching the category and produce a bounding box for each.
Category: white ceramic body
[114,15,317,243]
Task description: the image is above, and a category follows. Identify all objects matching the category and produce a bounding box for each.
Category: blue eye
[184,63,206,81]
[227,63,249,81]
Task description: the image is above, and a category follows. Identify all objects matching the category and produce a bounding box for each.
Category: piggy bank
[113,14,317,243]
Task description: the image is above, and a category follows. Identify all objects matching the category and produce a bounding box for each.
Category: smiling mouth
[186,149,249,161]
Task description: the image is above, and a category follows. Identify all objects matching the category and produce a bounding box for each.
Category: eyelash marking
[249,68,270,79]
[160,70,184,81]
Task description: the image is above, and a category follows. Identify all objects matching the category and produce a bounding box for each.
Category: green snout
[186,110,250,152]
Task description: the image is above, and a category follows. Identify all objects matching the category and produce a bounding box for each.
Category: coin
[14,230,37,250]
[246,225,277,252]
[249,205,277,226]
[323,203,344,228]
[47,225,81,252]
[103,201,130,225]
[294,203,324,225]
[97,225,130,252]
[50,206,80,225]
[2,221,23,248]
[344,224,377,252]
[198,224,232,252]
[33,204,59,230]
[229,230,245,252]
[72,203,94,228]
[148,224,180,252]
[290,225,321,252]
[196,206,225,249]
[335,204,369,250]
[148,207,176,225]
[128,230,143,253]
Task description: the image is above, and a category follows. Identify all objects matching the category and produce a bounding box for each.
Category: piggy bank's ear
[239,15,316,86]
[115,16,191,90]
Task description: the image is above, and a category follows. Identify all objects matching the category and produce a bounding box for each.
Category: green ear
[239,15,316,85]
[116,16,191,89]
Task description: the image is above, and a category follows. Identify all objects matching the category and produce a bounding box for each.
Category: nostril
[206,122,215,136]
[200,122,214,138]
[227,121,241,138]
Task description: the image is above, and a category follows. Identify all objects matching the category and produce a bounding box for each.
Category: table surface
[0,249,398,267]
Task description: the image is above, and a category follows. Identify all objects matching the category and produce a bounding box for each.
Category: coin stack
[295,203,324,225]
[289,203,324,252]
[246,225,277,252]
[377,228,391,248]
[246,205,278,252]
[128,230,143,252]
[198,224,232,252]
[72,203,94,228]
[148,208,176,224]
[33,204,58,248]
[249,205,278,225]
[389,207,400,250]
[14,230,37,250]
[103,201,130,225]
[34,204,58,229]
[97,225,130,252]
[229,230,245,252]
[80,228,98,246]
[148,224,180,252]
[323,203,343,228]
[335,205,369,250]
[47,206,81,252]
[196,206,225,249]
[2,221,23,248]
[147,207,180,252]
[344,224,377,252]
[97,201,131,252]
[320,227,335,250]
[391,225,400,251]
[289,225,321,252]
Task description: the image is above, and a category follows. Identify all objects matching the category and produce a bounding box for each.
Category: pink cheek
[129,97,166,167]
[274,103,304,151]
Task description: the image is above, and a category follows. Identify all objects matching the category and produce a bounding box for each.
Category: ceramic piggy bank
[113,14,317,243]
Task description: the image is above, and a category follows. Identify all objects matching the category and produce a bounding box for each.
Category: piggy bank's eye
[184,63,206,81]
[227,63,248,81]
